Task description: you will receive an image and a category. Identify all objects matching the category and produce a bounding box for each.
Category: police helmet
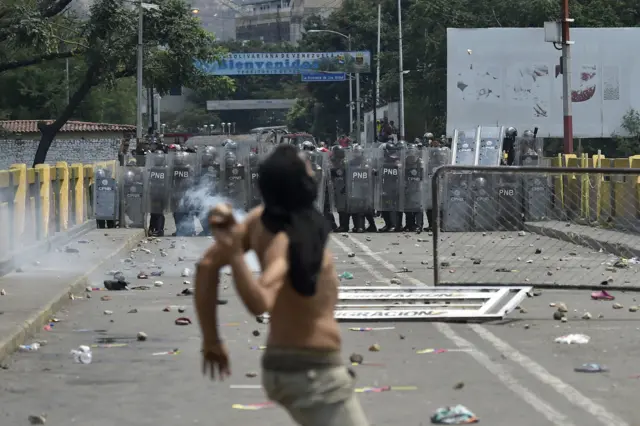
[224,150,237,166]
[173,151,190,166]
[474,177,487,188]
[424,132,434,140]
[222,139,235,148]
[152,151,167,166]
[249,151,259,166]
[127,157,137,166]
[125,170,136,182]
[523,129,534,138]
[505,127,518,138]
[331,145,345,159]
[301,141,315,151]
[352,144,364,156]
[95,168,108,179]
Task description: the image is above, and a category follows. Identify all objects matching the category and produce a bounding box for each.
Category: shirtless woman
[194,144,369,426]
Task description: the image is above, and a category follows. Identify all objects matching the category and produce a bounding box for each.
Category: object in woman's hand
[208,204,234,228]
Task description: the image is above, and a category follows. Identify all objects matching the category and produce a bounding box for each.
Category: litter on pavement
[554,334,590,344]
[575,363,609,373]
[232,402,275,410]
[431,404,479,424]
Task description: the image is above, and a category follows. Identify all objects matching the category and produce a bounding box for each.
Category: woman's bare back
[246,207,341,351]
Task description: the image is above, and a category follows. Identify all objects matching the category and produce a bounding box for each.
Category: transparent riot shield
[220,143,250,211]
[424,147,452,210]
[93,165,119,220]
[247,150,266,209]
[451,127,480,165]
[495,173,523,230]
[168,151,199,214]
[144,151,169,215]
[514,136,548,221]
[471,173,498,230]
[119,156,145,228]
[442,172,473,232]
[309,150,328,212]
[345,147,375,215]
[402,147,425,212]
[329,149,347,214]
[477,126,504,166]
[374,145,404,213]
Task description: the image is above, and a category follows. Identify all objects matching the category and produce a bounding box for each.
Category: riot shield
[309,150,329,212]
[374,146,403,212]
[329,151,347,213]
[402,147,426,212]
[93,165,119,221]
[247,150,264,209]
[471,173,498,230]
[442,172,473,232]
[220,143,250,211]
[197,146,221,200]
[477,126,504,166]
[496,173,523,230]
[144,151,169,215]
[119,156,145,228]
[514,136,549,220]
[345,147,375,214]
[452,127,480,165]
[168,151,199,213]
[424,147,452,210]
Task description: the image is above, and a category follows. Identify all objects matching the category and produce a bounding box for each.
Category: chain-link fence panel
[432,165,640,289]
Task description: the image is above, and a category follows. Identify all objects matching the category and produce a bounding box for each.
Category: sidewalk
[525,220,640,259]
[0,227,145,363]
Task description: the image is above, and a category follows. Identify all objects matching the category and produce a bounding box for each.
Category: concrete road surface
[1,223,639,426]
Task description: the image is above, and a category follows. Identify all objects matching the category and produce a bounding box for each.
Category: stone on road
[1,223,639,425]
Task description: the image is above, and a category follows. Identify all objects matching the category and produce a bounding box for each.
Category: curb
[524,223,640,259]
[0,229,146,364]
[435,282,640,292]
[0,221,95,277]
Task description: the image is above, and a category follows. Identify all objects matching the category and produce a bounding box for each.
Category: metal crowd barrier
[432,165,640,289]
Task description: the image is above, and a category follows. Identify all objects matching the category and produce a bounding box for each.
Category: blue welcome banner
[196,51,371,76]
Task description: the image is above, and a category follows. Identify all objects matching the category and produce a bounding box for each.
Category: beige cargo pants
[263,365,370,426]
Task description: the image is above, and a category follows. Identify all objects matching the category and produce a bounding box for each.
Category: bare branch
[0,49,78,74]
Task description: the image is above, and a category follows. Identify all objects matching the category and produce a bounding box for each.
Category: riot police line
[92,126,549,236]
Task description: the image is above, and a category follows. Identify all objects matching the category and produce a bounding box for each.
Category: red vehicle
[164,132,194,145]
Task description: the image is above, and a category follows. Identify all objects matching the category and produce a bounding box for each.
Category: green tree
[27,0,234,166]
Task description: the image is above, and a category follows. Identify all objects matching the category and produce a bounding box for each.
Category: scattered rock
[128,309,138,314]
[520,308,528,314]
[532,289,542,297]
[103,310,113,315]
[64,246,79,253]
[252,330,260,337]
[0,289,5,296]
[137,332,148,341]
[535,248,542,254]
[178,307,186,313]
[349,353,364,364]
[178,256,185,262]
[518,231,526,236]
[399,334,405,340]
[613,303,623,309]
[347,252,355,258]
[181,268,191,278]
[556,303,568,313]
[246,371,258,378]
[561,317,568,323]
[629,306,639,313]
[472,259,481,265]
[183,280,191,285]
[154,281,163,287]
[440,262,450,267]
[390,278,402,285]
[524,324,530,329]
[582,312,592,320]
[100,295,112,302]
[28,414,46,425]
[163,306,171,312]
[553,311,565,321]
[137,272,148,279]
[368,343,381,352]
[453,382,464,390]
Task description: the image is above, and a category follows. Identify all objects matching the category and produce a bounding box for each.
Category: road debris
[232,402,275,410]
[0,289,5,296]
[28,414,47,425]
[349,353,364,364]
[554,334,590,344]
[591,290,614,301]
[137,332,148,341]
[175,317,192,326]
[19,343,41,352]
[70,345,93,364]
[246,371,258,378]
[431,405,479,424]
[575,363,609,373]
[368,343,381,352]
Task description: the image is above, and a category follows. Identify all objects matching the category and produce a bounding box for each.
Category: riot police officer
[221,141,248,210]
[248,151,262,209]
[377,142,403,232]
[503,127,517,165]
[330,145,348,231]
[122,163,145,228]
[196,146,219,235]
[146,150,168,236]
[402,144,425,232]
[94,168,117,229]
[170,151,197,236]
[346,145,376,232]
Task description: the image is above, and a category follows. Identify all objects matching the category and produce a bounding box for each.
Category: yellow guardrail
[0,160,115,261]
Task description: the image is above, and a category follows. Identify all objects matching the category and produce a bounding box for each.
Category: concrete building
[236,0,343,44]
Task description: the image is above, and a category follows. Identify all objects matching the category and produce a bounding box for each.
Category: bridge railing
[0,160,117,269]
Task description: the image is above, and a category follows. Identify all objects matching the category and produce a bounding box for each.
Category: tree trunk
[32,64,99,167]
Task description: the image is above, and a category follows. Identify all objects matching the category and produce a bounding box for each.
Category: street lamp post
[397,0,405,140]
[136,1,160,142]
[307,29,359,143]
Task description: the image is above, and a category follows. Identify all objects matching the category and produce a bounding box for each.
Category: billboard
[206,99,297,110]
[447,28,640,138]
[196,51,371,76]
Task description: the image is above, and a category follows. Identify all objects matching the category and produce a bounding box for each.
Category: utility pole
[348,35,354,137]
[373,2,381,144]
[561,0,574,154]
[397,0,405,140]
[136,0,144,141]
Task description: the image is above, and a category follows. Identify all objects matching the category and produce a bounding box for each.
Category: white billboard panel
[206,99,297,110]
[447,28,640,138]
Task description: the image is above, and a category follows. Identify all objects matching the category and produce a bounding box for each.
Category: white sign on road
[206,99,297,110]
[447,28,640,138]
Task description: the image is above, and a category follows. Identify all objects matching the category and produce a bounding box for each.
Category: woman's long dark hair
[258,145,330,296]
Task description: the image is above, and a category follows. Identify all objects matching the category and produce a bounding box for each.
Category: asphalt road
[1,219,639,426]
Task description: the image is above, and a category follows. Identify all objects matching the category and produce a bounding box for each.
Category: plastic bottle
[18,342,40,352]
[70,345,93,364]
